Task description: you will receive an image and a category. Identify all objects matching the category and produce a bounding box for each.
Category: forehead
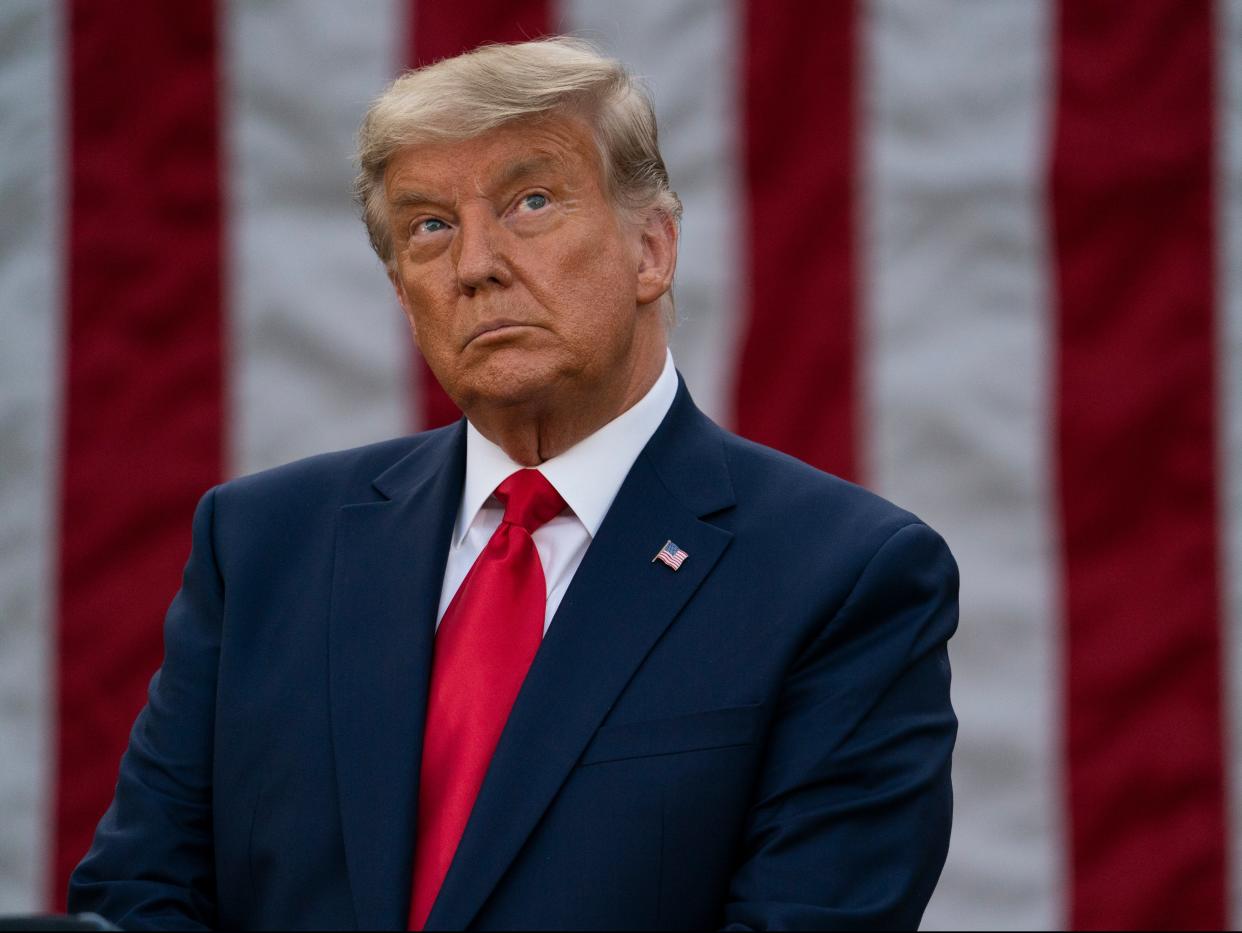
[383,114,603,199]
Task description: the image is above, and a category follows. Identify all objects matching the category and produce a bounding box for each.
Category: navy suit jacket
[69,381,958,930]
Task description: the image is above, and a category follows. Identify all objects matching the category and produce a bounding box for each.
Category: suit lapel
[329,423,466,931]
[425,385,736,930]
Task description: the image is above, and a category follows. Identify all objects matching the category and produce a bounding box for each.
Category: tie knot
[494,469,566,533]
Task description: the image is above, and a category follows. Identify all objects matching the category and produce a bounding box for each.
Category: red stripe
[57,0,225,906]
[734,0,857,480]
[1051,2,1226,926]
[408,0,553,429]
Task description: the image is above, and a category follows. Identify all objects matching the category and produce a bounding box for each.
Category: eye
[518,192,549,212]
[410,217,449,236]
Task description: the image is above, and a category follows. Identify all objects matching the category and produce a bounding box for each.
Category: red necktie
[408,469,566,930]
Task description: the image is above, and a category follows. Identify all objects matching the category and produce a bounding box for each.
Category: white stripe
[557,0,745,427]
[222,0,413,477]
[859,2,1063,928]
[1217,0,1242,925]
[0,0,63,912]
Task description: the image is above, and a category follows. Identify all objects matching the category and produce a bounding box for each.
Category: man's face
[383,114,673,414]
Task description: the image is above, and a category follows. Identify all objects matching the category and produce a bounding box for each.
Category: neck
[467,343,666,466]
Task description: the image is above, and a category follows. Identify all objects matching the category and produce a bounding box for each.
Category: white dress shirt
[436,351,679,633]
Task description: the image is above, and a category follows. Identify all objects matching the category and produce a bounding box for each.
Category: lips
[465,319,535,346]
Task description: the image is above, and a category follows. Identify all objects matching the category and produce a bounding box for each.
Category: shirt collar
[455,350,678,544]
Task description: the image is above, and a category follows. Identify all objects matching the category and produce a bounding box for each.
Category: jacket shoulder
[715,428,933,550]
[211,426,454,520]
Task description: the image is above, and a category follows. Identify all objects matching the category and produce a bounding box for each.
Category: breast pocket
[577,702,764,766]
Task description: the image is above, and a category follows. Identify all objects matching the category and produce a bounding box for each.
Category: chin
[452,360,566,410]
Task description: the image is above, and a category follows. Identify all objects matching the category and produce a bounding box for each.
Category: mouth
[464,319,538,347]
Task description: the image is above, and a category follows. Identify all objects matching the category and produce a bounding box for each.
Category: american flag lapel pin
[652,539,689,571]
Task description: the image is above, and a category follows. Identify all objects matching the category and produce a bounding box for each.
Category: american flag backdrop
[1,0,1240,928]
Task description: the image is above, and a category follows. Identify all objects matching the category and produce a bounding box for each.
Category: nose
[452,209,512,296]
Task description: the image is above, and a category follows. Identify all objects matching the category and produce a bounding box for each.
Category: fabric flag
[2,0,1240,928]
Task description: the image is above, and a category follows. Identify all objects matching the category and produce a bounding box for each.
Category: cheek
[399,272,456,337]
[547,228,636,306]
[552,294,637,374]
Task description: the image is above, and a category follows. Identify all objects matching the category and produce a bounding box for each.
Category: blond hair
[354,37,682,266]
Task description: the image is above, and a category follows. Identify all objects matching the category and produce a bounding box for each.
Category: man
[69,38,958,930]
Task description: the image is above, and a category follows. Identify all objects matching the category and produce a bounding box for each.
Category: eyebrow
[492,155,562,191]
[388,153,567,210]
[389,189,449,211]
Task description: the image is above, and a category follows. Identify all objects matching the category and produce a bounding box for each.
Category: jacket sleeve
[723,522,960,931]
[67,487,225,931]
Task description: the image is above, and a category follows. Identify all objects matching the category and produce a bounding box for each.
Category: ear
[635,210,678,306]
